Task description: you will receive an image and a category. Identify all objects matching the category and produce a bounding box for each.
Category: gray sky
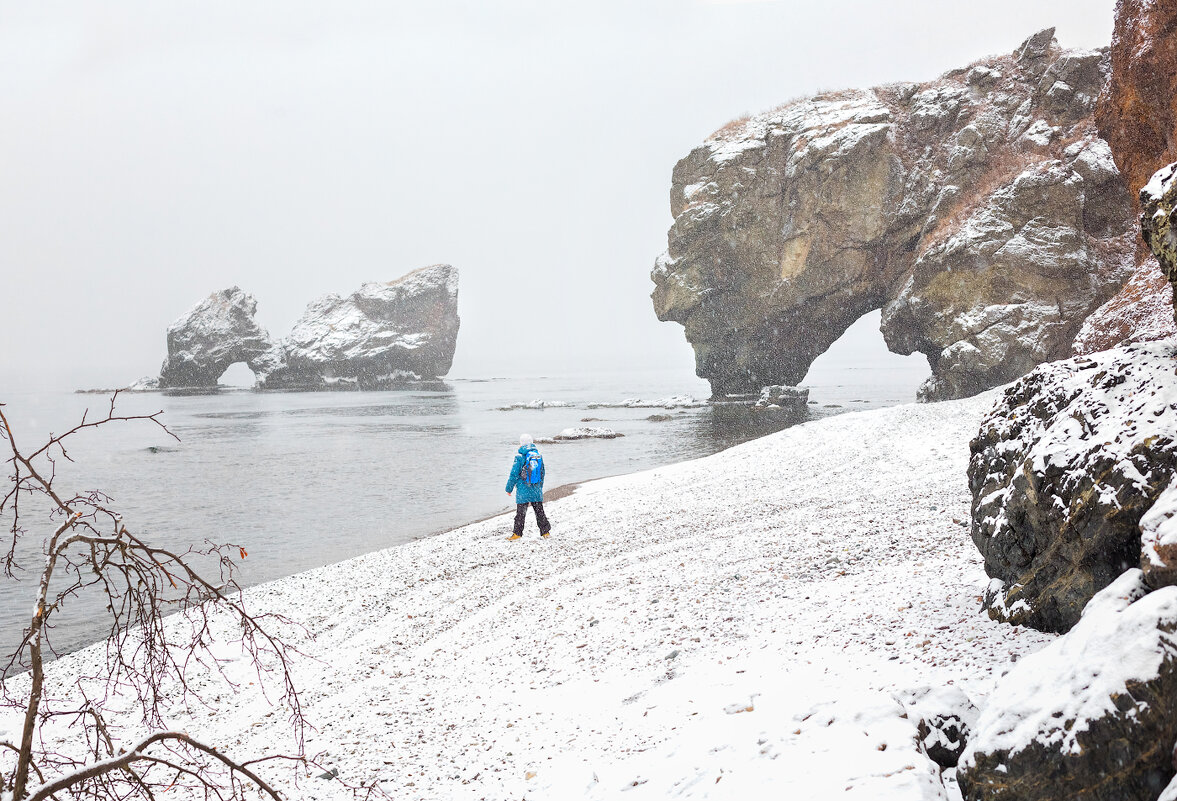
[0,0,1114,391]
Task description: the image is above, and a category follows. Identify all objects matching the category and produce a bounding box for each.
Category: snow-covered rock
[754,385,810,412]
[1142,161,1177,326]
[1073,257,1176,354]
[653,28,1136,401]
[496,400,574,411]
[587,396,707,409]
[125,376,160,392]
[551,427,623,441]
[263,264,459,390]
[1142,478,1177,589]
[968,337,1177,632]
[893,685,979,768]
[158,287,283,388]
[958,570,1177,800]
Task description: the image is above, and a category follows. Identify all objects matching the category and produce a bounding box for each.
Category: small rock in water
[552,427,624,441]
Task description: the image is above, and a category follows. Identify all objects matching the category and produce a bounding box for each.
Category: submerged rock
[158,287,283,389]
[263,265,459,390]
[959,570,1177,801]
[653,30,1135,400]
[968,338,1177,632]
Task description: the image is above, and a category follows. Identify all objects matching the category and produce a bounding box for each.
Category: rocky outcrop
[754,385,810,414]
[1142,162,1177,322]
[262,265,460,390]
[894,685,978,769]
[968,338,1177,633]
[653,29,1137,400]
[158,288,284,389]
[1082,0,1177,347]
[1073,258,1175,353]
[1096,0,1177,231]
[958,570,1177,801]
[159,265,459,390]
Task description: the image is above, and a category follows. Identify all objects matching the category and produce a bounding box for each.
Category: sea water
[0,363,927,659]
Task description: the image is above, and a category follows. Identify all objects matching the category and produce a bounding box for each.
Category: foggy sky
[0,0,1115,391]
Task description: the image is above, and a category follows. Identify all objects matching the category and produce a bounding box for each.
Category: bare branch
[1,395,313,801]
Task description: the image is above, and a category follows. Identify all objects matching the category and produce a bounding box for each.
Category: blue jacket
[506,444,545,503]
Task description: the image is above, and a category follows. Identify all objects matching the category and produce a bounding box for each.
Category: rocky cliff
[1080,0,1177,348]
[158,265,460,390]
[653,29,1137,400]
[158,288,284,389]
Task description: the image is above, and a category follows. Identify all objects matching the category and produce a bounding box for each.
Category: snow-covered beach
[7,393,1056,800]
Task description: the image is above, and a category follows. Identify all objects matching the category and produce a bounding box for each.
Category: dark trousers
[513,502,551,535]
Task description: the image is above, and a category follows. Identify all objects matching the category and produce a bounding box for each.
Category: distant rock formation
[653,29,1137,400]
[158,288,284,389]
[262,265,460,390]
[158,265,459,390]
[1080,0,1177,349]
[968,338,1177,633]
[959,570,1177,800]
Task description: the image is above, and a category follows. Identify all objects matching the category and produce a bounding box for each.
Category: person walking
[505,434,552,540]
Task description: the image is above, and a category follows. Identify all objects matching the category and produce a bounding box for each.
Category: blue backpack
[521,450,543,484]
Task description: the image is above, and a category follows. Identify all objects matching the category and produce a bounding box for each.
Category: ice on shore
[587,395,707,409]
[496,399,575,410]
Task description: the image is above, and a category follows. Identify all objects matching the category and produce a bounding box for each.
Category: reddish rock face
[1097,0,1177,224]
[1089,0,1177,334]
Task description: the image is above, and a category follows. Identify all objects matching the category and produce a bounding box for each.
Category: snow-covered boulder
[653,29,1136,401]
[1142,478,1177,589]
[1142,162,1177,325]
[754,384,810,413]
[969,338,1177,632]
[158,287,283,388]
[958,570,1177,801]
[893,685,979,769]
[262,264,460,390]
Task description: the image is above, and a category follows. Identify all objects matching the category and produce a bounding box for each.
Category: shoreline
[429,478,602,538]
[6,394,1050,800]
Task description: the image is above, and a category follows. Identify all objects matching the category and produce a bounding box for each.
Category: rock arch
[653,29,1137,400]
[158,288,283,389]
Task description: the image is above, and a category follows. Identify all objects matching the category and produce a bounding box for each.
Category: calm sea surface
[0,365,927,659]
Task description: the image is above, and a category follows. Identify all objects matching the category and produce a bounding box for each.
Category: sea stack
[157,264,460,390]
[158,287,284,389]
[263,264,461,390]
